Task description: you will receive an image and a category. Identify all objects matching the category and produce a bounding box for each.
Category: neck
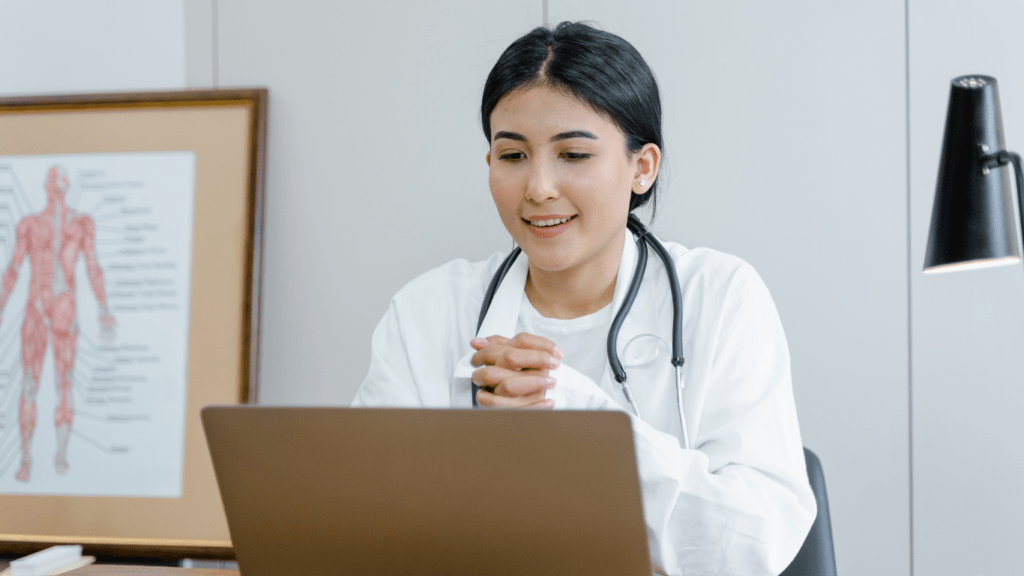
[524,228,625,320]
[45,194,65,212]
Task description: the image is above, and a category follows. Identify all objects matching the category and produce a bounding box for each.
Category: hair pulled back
[481,21,663,215]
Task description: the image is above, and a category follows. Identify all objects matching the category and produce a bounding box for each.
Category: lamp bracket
[979,146,1014,174]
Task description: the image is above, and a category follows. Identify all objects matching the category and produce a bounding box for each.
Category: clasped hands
[470,333,562,409]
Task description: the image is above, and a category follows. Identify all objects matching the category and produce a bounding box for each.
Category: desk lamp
[925,75,1024,273]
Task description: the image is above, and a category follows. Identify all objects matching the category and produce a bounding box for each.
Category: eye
[562,152,592,161]
[499,151,525,161]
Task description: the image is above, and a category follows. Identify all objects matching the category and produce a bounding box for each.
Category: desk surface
[66,566,239,576]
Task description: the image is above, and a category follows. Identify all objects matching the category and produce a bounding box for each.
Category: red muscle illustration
[0,166,115,481]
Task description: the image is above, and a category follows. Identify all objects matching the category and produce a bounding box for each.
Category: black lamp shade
[924,75,1020,273]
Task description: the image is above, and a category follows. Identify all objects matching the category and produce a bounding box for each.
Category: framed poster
[0,89,267,559]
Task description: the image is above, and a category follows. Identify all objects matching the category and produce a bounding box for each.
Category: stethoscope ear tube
[623,214,685,370]
[609,218,648,384]
[636,218,685,370]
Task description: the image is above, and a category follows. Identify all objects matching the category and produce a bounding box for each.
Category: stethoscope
[473,213,691,450]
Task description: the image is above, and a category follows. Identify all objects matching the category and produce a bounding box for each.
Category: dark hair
[481,21,664,216]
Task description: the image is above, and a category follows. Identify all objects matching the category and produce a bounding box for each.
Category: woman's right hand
[470,333,563,409]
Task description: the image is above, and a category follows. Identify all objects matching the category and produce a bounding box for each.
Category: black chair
[780,448,837,576]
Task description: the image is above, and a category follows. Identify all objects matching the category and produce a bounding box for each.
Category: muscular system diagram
[0,166,115,481]
[0,152,195,498]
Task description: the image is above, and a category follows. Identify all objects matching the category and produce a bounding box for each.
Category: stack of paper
[8,546,87,576]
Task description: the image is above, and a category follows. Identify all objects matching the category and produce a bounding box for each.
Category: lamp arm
[1011,152,1024,268]
[980,150,1024,263]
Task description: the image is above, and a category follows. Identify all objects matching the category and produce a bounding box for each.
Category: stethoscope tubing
[608,217,649,385]
[628,215,685,371]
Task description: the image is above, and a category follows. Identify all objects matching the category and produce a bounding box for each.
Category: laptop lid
[201,406,651,576]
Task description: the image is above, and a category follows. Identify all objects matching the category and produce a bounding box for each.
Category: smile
[524,215,576,238]
[528,215,576,227]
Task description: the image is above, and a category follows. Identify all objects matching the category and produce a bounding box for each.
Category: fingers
[509,333,564,359]
[472,345,559,371]
[470,334,562,370]
[470,333,564,360]
[473,367,555,396]
[470,335,506,349]
[468,333,561,411]
[472,367,556,409]
[476,388,555,410]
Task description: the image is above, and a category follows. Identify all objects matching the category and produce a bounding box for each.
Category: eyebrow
[492,130,599,143]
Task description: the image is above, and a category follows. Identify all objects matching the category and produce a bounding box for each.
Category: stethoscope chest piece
[621,333,669,368]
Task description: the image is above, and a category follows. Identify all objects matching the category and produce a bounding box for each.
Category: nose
[524,157,559,204]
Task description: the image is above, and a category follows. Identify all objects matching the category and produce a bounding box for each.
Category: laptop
[201,406,652,576]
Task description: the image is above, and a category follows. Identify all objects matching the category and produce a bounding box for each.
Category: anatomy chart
[0,152,195,497]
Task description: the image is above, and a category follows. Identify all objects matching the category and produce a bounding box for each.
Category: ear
[631,143,662,194]
[486,151,491,167]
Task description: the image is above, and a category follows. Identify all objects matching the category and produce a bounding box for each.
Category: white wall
[6,2,1024,575]
[0,0,185,94]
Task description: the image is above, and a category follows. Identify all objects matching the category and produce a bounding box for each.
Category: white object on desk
[9,546,81,576]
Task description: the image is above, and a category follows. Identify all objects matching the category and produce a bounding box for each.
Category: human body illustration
[0,165,115,481]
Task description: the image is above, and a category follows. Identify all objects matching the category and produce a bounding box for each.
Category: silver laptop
[201,406,651,576]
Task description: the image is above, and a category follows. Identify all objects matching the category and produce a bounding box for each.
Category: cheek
[569,165,632,213]
[489,168,519,220]
[487,167,502,196]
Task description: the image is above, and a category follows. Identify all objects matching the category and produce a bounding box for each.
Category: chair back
[780,448,837,576]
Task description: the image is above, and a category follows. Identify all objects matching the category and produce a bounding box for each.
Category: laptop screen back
[202,406,651,576]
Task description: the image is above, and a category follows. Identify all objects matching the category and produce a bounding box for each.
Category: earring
[640,179,646,187]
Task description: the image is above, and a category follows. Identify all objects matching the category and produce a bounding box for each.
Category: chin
[520,247,576,273]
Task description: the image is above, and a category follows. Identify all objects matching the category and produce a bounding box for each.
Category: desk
[65,567,238,576]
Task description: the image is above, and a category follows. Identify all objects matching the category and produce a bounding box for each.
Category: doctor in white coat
[352,21,816,576]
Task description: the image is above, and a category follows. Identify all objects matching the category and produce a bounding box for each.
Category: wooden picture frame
[0,89,267,560]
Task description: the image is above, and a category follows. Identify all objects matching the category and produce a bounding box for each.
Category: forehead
[490,85,622,140]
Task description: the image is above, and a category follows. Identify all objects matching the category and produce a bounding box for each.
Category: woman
[353,21,815,575]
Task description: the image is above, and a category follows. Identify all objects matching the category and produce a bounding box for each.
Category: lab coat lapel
[451,249,529,408]
[476,249,529,339]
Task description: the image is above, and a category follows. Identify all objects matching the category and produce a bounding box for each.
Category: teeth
[531,216,573,227]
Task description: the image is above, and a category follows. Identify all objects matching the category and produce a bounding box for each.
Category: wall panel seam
[905,0,914,575]
[212,0,219,87]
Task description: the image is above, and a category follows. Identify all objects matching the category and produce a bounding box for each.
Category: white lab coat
[352,230,817,576]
